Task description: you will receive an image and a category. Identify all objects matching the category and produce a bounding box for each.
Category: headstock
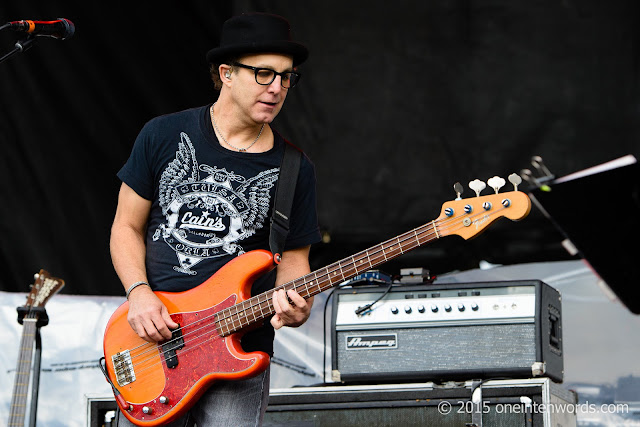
[23,269,65,309]
[436,174,531,240]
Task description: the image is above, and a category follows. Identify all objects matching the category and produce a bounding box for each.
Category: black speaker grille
[336,323,536,377]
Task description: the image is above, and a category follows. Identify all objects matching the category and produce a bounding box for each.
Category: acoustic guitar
[102,176,531,426]
[8,270,64,427]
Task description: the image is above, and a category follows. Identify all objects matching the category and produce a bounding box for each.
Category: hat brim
[206,40,308,66]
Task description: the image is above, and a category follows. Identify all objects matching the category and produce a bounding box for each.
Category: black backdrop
[1,0,638,295]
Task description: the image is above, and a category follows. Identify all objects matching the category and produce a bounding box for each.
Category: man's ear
[220,64,232,82]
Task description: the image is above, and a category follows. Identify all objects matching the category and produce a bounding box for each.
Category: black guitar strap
[269,142,302,261]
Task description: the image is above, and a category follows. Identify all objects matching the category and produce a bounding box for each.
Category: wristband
[126,281,150,299]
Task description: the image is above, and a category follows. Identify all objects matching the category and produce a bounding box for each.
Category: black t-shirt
[117,104,321,355]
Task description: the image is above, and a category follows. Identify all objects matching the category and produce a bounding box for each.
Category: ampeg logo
[345,334,397,350]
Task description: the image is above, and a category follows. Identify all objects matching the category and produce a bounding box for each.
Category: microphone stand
[0,24,38,65]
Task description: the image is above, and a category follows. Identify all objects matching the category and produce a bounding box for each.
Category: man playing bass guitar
[110,12,321,426]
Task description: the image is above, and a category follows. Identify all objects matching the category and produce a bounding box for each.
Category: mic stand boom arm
[0,23,38,65]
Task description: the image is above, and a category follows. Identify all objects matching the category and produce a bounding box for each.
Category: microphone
[6,18,75,40]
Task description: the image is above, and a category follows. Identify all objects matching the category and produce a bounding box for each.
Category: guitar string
[122,204,510,375]
[123,215,449,366]
[121,218,450,374]
[121,202,515,376]
[10,276,63,425]
[126,216,499,381]
[126,218,445,375]
[9,310,38,425]
[124,203,510,377]
[207,202,511,334]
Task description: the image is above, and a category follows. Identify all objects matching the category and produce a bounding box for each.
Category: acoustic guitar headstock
[23,269,65,309]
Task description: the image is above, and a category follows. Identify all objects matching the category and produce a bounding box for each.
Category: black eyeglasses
[231,62,301,88]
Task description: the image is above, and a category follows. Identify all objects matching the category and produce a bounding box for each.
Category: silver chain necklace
[210,103,265,152]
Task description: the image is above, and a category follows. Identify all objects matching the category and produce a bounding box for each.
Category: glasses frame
[230,62,301,88]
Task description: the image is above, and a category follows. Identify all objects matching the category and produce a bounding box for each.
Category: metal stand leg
[29,327,43,427]
[0,36,38,65]
[467,380,483,427]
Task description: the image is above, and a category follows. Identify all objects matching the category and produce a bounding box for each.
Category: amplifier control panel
[334,284,537,328]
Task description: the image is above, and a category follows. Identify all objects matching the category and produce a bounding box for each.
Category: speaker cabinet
[264,378,577,427]
[331,280,563,383]
[87,380,576,427]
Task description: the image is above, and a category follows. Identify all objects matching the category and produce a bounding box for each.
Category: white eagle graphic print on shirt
[152,132,279,275]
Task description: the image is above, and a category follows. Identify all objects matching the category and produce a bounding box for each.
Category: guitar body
[103,250,275,426]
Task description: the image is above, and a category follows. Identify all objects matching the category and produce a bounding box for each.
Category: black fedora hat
[206,13,308,66]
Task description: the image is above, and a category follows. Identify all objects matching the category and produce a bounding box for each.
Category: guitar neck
[293,221,438,298]
[8,315,38,426]
[8,270,64,427]
[216,221,439,336]
[215,188,531,336]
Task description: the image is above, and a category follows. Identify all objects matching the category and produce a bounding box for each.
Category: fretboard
[216,220,440,336]
[8,315,38,426]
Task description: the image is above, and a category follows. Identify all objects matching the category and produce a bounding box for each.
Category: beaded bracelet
[126,281,150,300]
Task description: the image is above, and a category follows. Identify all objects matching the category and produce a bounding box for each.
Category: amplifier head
[331,280,563,384]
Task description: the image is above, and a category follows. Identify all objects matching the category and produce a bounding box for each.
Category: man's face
[227,53,295,125]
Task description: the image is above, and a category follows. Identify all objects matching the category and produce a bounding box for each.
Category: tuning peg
[487,176,505,194]
[469,179,486,197]
[453,182,464,200]
[508,173,523,191]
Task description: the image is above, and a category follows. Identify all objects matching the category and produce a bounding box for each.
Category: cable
[321,280,397,383]
[354,283,393,316]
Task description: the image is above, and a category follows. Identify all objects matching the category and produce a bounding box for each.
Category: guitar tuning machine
[487,176,505,194]
[508,173,522,191]
[469,179,486,197]
[453,182,464,200]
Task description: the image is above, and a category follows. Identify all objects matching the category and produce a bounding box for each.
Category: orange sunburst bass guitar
[102,176,531,426]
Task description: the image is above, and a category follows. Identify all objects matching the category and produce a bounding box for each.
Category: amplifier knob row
[389,302,481,315]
